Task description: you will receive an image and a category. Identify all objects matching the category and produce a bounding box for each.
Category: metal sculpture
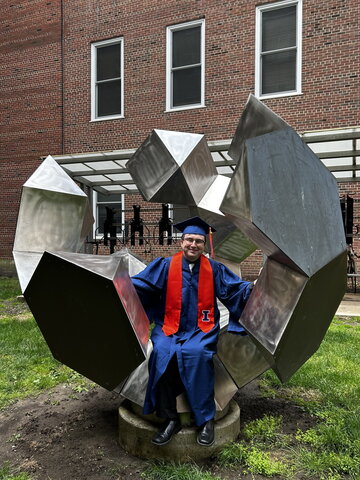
[13,95,347,420]
[13,155,149,390]
[127,94,347,388]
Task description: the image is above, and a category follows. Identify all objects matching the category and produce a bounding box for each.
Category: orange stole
[162,252,215,336]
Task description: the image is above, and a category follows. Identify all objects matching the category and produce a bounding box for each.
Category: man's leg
[152,355,184,446]
[155,354,184,419]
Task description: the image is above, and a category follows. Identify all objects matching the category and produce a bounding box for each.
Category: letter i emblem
[202,310,210,322]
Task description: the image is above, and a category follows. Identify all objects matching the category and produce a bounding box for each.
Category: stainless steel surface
[240,253,347,381]
[217,333,270,389]
[13,155,94,293]
[189,175,257,263]
[24,250,149,391]
[213,355,239,410]
[14,187,88,254]
[228,93,289,163]
[13,251,43,293]
[240,258,308,355]
[127,129,217,205]
[223,128,347,276]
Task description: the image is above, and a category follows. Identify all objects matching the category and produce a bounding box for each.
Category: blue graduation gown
[132,253,253,426]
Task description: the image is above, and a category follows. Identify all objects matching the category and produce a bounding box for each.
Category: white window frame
[93,192,124,238]
[166,19,205,112]
[255,0,302,99]
[91,37,124,121]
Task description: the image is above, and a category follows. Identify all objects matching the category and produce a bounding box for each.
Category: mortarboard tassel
[209,226,215,259]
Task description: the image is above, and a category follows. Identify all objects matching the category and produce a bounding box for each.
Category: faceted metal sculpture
[13,155,94,292]
[128,129,217,206]
[24,250,149,390]
[13,93,347,422]
[128,130,257,264]
[127,93,347,393]
[13,157,150,391]
[221,95,347,381]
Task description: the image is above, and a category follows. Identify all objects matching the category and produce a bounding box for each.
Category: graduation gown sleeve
[211,260,253,334]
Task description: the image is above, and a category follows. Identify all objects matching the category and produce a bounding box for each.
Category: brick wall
[0,1,63,259]
[61,0,359,154]
[1,0,359,281]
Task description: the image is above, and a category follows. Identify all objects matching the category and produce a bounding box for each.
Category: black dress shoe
[151,419,182,446]
[197,419,215,446]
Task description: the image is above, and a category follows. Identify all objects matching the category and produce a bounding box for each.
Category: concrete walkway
[336,293,360,317]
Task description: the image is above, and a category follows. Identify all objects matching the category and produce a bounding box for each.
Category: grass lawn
[0,277,93,411]
[1,276,359,479]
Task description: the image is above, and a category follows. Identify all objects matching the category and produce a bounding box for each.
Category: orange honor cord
[209,226,215,259]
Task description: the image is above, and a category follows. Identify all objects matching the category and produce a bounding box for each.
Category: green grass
[0,278,93,410]
[217,317,360,479]
[0,277,21,300]
[141,462,222,480]
[0,464,32,480]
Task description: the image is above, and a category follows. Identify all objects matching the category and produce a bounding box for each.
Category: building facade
[1,0,359,278]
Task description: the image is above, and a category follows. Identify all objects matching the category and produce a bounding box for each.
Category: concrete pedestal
[118,400,240,461]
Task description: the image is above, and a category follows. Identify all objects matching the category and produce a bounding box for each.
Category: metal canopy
[51,128,360,194]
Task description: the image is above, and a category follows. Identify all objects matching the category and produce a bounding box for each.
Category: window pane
[172,205,192,230]
[97,79,122,117]
[98,193,121,203]
[97,44,121,81]
[172,27,201,68]
[173,66,201,107]
[98,204,122,234]
[262,50,296,94]
[262,6,296,51]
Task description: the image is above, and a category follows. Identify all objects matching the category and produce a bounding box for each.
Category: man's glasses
[183,237,205,245]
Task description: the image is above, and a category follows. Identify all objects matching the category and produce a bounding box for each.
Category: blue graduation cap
[174,216,216,237]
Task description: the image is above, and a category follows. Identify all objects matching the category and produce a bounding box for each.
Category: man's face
[181,234,206,262]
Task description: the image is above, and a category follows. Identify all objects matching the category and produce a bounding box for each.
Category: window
[166,19,205,111]
[91,38,124,121]
[255,0,302,98]
[95,192,123,236]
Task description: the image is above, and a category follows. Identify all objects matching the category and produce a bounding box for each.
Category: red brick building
[1,0,359,278]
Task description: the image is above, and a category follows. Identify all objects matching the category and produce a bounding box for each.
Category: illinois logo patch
[201,310,211,322]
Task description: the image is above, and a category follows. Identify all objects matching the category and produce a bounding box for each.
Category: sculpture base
[118,400,240,461]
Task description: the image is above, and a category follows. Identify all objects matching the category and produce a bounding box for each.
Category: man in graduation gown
[132,217,254,447]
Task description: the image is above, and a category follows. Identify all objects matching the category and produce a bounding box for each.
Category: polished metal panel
[14,187,88,254]
[223,128,347,276]
[190,175,256,263]
[240,258,308,355]
[13,155,94,292]
[24,250,149,391]
[217,333,270,389]
[128,129,217,206]
[228,93,289,163]
[13,251,43,293]
[213,355,238,410]
[241,253,347,381]
[189,175,256,263]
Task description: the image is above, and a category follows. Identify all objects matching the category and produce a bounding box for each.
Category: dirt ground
[0,378,317,480]
[0,299,317,480]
